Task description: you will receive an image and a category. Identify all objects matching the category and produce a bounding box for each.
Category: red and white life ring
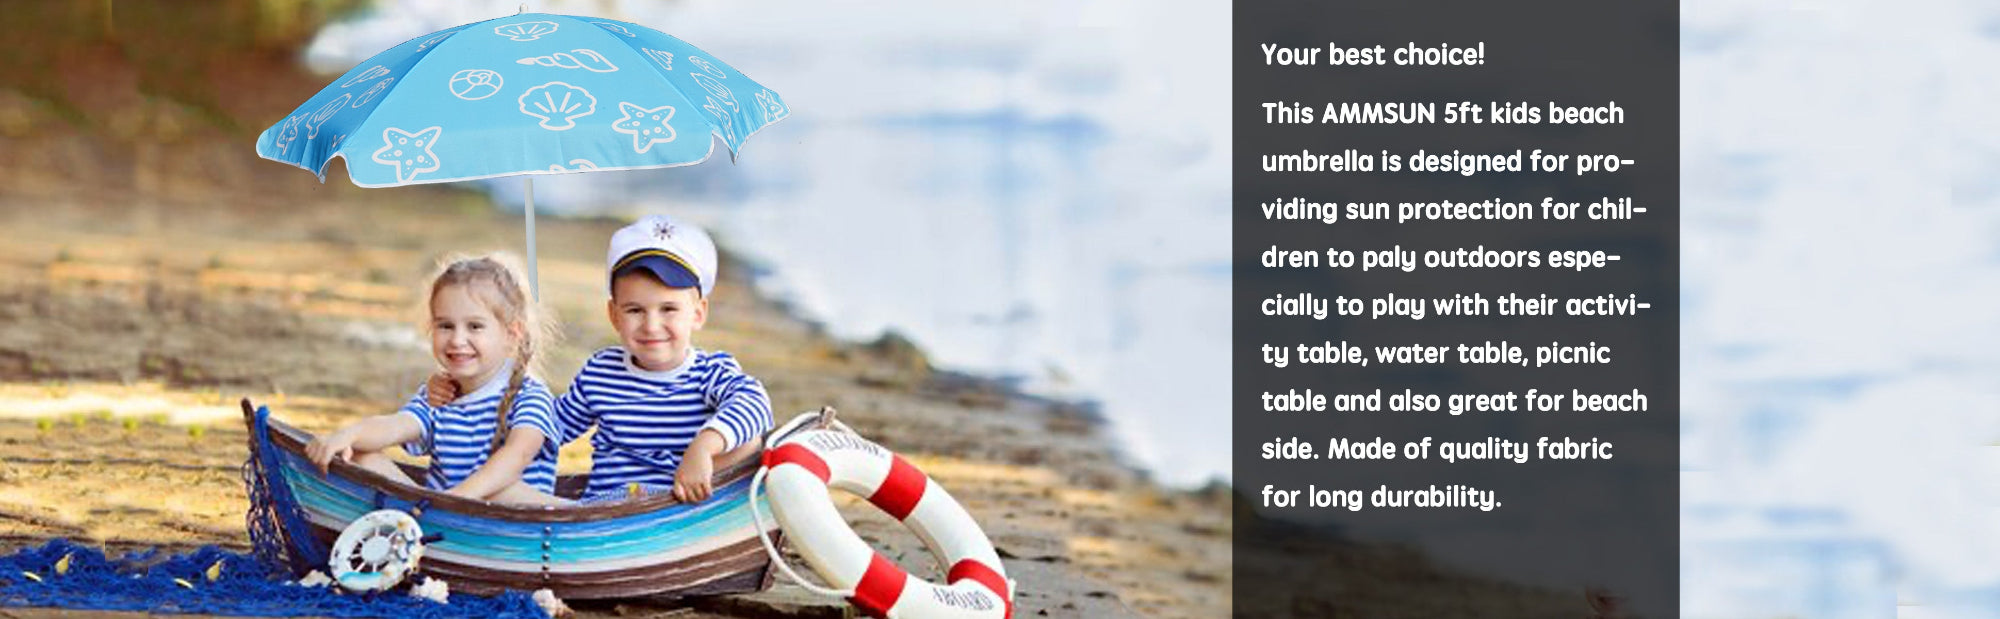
[754,428,1014,619]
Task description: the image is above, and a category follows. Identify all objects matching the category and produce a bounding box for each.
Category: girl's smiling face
[430,282,519,389]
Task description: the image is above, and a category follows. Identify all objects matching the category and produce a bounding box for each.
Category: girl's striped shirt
[399,369,561,494]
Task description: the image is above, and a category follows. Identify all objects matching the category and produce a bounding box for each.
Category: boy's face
[608,271,708,371]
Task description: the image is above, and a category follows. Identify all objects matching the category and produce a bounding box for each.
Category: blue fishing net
[0,539,548,618]
[243,405,328,577]
[0,406,549,617]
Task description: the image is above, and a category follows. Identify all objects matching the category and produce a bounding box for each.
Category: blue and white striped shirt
[399,368,561,494]
[556,347,774,498]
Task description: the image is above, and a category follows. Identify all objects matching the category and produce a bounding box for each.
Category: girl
[306,254,564,505]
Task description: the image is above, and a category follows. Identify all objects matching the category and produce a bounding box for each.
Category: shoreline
[698,224,1173,484]
[720,239,1123,451]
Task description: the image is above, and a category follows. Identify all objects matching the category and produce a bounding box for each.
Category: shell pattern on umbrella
[256,13,789,187]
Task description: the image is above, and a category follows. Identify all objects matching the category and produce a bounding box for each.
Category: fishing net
[0,405,550,617]
[244,404,326,577]
[0,539,547,618]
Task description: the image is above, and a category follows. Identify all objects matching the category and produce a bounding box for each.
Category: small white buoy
[532,588,572,617]
[409,576,450,604]
[330,510,425,592]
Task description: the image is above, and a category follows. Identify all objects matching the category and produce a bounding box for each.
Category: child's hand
[424,373,461,408]
[673,450,716,503]
[305,430,357,474]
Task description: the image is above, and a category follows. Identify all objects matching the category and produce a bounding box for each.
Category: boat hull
[242,400,781,599]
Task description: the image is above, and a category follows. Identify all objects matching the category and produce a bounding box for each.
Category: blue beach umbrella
[256,12,790,297]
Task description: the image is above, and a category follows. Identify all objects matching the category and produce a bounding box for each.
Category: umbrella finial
[517,4,526,15]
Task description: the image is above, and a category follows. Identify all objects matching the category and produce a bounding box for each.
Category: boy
[560,214,774,502]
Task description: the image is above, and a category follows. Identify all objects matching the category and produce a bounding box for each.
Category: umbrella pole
[525,177,539,301]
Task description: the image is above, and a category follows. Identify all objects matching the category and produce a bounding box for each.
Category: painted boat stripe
[278,451,775,565]
[291,475,773,565]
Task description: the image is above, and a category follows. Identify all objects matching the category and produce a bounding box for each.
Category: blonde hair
[425,252,560,449]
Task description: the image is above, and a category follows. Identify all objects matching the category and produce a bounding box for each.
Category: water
[304,0,1233,487]
[1678,0,2000,615]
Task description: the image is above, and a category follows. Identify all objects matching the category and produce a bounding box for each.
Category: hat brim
[612,252,702,293]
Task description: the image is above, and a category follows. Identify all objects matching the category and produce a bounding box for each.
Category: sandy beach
[0,172,1241,619]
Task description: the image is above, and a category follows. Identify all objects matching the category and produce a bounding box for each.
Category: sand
[0,169,1232,617]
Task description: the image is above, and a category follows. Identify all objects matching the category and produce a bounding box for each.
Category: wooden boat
[239,399,791,599]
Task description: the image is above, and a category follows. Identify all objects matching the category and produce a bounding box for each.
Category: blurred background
[1679,0,2000,616]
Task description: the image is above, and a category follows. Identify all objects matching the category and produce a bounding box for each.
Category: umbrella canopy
[256,12,788,297]
[257,12,788,186]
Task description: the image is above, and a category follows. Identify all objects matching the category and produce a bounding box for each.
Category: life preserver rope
[752,426,1014,619]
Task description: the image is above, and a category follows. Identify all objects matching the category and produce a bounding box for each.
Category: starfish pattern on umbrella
[371,126,443,183]
[612,102,679,153]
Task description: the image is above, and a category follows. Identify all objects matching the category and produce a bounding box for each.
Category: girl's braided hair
[427,253,560,450]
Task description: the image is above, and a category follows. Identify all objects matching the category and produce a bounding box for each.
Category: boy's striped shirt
[556,347,774,498]
[399,372,561,494]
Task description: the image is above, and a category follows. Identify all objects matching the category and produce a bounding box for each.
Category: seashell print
[548,159,600,172]
[517,49,618,72]
[643,48,674,71]
[341,65,390,88]
[493,21,559,42]
[272,115,303,153]
[352,78,394,107]
[693,73,734,109]
[687,56,726,78]
[305,93,352,139]
[591,21,636,37]
[701,96,737,145]
[448,69,504,100]
[517,82,597,131]
[414,31,454,52]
